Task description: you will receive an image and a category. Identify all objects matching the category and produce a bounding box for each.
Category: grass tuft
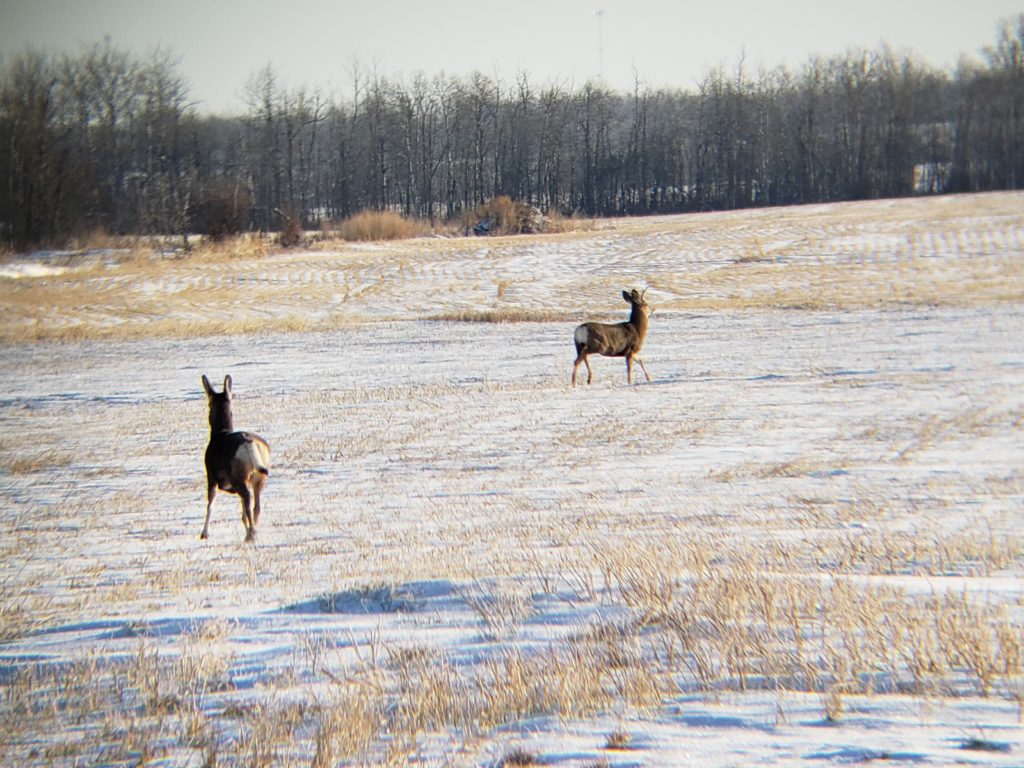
[499,747,542,766]
[604,730,632,750]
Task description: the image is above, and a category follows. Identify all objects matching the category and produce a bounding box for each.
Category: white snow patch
[0,261,68,279]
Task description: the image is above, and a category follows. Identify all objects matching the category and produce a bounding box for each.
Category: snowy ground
[1,193,1022,766]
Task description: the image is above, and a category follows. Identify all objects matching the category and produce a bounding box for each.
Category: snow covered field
[1,193,1023,766]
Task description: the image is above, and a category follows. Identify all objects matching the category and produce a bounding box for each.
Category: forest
[1,15,1022,246]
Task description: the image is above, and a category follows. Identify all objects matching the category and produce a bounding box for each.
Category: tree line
[2,16,1022,247]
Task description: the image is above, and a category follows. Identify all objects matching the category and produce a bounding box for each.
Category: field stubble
[0,192,1023,765]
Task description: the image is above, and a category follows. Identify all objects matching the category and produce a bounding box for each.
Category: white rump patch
[236,440,271,472]
[574,325,588,346]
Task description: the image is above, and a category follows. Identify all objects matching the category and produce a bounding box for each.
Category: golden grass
[0,447,75,474]
[428,308,573,323]
[545,208,597,233]
[0,587,57,644]
[652,254,1024,312]
[327,210,435,241]
[0,606,661,763]
[2,192,1019,343]
[3,544,1021,765]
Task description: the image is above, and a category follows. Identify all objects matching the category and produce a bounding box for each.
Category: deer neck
[209,407,234,435]
[630,307,649,338]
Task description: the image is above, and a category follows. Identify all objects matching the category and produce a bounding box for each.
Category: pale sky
[1,0,1020,114]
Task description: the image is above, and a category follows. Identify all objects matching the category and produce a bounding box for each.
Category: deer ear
[223,375,233,398]
[202,375,215,396]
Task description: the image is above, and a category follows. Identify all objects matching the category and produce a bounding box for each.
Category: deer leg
[626,355,633,385]
[635,356,651,382]
[201,481,217,539]
[251,473,265,528]
[572,350,587,387]
[237,485,256,543]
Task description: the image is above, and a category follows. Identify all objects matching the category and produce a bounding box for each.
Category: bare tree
[3,18,1024,248]
[0,51,60,244]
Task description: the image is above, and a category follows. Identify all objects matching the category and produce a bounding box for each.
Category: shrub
[332,210,431,241]
[469,196,546,235]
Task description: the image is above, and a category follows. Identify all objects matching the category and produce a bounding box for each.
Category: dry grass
[544,208,597,233]
[0,447,75,474]
[428,308,573,323]
[465,196,541,235]
[2,192,1019,343]
[604,729,632,750]
[0,586,57,644]
[1,487,1021,761]
[327,210,435,241]
[498,747,542,766]
[3,543,1021,764]
[652,252,1024,311]
[0,608,658,763]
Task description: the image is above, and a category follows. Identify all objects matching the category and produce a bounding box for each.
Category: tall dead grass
[328,210,434,241]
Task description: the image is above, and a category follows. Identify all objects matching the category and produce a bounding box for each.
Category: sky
[1,0,1021,114]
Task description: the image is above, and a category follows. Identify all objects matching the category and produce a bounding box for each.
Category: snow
[0,261,68,279]
[1,194,1023,766]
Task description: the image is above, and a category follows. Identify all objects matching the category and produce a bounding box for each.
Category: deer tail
[240,437,272,477]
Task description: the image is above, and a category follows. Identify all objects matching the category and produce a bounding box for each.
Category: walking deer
[572,288,653,386]
[201,374,271,543]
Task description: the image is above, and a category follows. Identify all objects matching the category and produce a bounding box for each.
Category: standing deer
[572,288,653,386]
[201,374,271,543]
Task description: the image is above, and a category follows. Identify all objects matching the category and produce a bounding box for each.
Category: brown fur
[201,374,271,543]
[572,289,653,386]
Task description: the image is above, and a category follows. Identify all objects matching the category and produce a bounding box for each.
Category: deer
[572,288,653,386]
[200,374,271,543]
